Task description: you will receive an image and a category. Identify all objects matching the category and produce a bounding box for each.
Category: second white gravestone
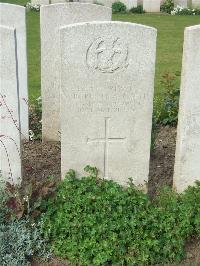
[0,3,28,140]
[174,25,200,192]
[0,26,22,184]
[41,3,112,141]
[60,22,157,188]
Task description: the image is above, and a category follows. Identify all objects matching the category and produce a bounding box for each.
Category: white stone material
[174,25,200,193]
[41,3,112,141]
[0,26,22,185]
[60,21,156,188]
[0,3,28,140]
[79,0,114,7]
[174,0,188,8]
[143,0,160,12]
[192,0,200,8]
[121,0,137,10]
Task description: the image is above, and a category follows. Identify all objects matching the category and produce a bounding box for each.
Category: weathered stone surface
[174,25,200,193]
[120,0,137,10]
[79,0,114,7]
[0,26,22,184]
[41,3,112,141]
[174,0,188,7]
[0,3,28,140]
[143,0,160,12]
[192,0,200,8]
[79,0,137,9]
[60,21,156,188]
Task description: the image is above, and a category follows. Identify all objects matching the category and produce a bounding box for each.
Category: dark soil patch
[21,125,200,266]
[22,141,61,186]
[149,125,177,195]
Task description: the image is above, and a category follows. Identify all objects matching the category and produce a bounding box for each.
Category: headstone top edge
[41,2,112,11]
[60,21,157,33]
[185,24,200,32]
[0,3,25,10]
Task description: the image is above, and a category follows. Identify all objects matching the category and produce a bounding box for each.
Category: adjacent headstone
[41,3,112,141]
[174,0,188,8]
[94,0,114,7]
[60,21,156,188]
[192,0,200,8]
[143,0,160,12]
[79,0,114,7]
[0,26,22,184]
[0,3,28,140]
[120,0,137,10]
[174,25,200,193]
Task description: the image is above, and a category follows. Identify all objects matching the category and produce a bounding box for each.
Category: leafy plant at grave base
[171,6,200,15]
[0,177,57,220]
[182,181,200,236]
[161,0,174,14]
[0,178,52,265]
[112,1,127,13]
[29,96,42,140]
[42,166,200,266]
[154,72,180,126]
[130,5,145,14]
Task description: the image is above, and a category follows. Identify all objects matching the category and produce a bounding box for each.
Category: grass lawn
[1,0,200,102]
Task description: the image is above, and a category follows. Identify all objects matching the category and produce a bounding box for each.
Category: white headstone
[41,3,112,141]
[174,25,200,193]
[0,3,28,140]
[0,26,22,185]
[120,0,137,10]
[174,0,188,8]
[79,0,114,7]
[143,0,160,12]
[60,21,156,188]
[192,0,200,8]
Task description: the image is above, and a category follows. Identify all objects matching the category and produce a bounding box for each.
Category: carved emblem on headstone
[86,37,129,73]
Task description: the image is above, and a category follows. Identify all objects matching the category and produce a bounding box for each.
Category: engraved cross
[87,117,126,178]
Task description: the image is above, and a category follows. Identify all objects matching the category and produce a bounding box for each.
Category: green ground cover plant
[161,0,174,14]
[0,166,199,265]
[41,167,200,266]
[154,73,180,125]
[112,1,127,13]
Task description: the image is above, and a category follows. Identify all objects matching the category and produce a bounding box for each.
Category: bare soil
[21,126,200,266]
